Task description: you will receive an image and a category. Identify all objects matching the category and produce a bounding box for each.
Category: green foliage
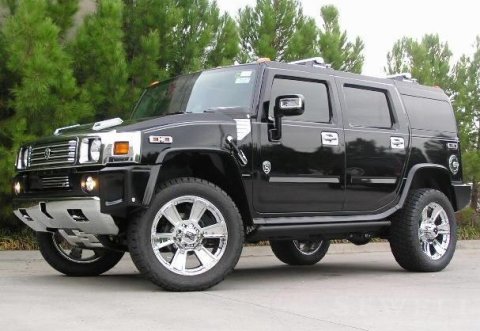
[451,37,480,208]
[69,0,128,119]
[318,5,364,73]
[386,34,452,89]
[46,0,79,37]
[238,1,364,72]
[206,13,240,67]
[238,0,306,61]
[0,0,89,230]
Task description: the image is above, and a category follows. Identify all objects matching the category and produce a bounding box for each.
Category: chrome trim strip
[269,176,340,184]
[351,177,397,184]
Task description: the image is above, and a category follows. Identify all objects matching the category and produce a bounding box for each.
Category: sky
[217,0,480,77]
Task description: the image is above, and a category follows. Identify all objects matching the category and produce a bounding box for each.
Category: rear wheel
[270,239,330,265]
[389,188,457,272]
[37,231,124,276]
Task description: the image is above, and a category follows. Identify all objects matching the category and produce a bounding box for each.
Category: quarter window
[344,86,392,128]
[269,78,331,123]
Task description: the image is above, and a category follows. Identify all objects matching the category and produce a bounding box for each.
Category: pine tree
[46,0,79,37]
[283,16,318,62]
[128,29,164,102]
[70,0,128,119]
[386,34,452,89]
[123,0,228,78]
[318,5,364,73]
[206,13,240,68]
[1,0,88,229]
[452,37,480,210]
[238,0,307,61]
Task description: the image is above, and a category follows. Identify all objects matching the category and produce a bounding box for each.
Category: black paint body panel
[13,61,471,234]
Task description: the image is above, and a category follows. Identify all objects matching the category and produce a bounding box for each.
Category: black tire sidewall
[130,178,244,290]
[408,190,457,269]
[270,239,330,265]
[36,232,124,276]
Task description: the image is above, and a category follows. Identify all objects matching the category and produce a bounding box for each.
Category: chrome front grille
[40,176,71,189]
[29,139,77,168]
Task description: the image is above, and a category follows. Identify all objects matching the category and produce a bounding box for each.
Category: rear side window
[402,95,457,133]
[344,86,392,128]
[269,78,330,123]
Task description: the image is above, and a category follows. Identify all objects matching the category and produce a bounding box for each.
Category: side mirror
[269,94,305,141]
[274,94,305,117]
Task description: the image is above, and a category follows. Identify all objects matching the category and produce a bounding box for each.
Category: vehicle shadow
[30,259,403,292]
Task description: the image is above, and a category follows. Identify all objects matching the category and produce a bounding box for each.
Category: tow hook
[226,135,248,166]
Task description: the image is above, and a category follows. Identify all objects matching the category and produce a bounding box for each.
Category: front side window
[344,85,392,128]
[131,66,257,119]
[269,78,331,123]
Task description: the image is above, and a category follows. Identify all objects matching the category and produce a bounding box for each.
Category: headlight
[89,139,101,162]
[22,148,29,168]
[16,147,30,170]
[79,138,102,164]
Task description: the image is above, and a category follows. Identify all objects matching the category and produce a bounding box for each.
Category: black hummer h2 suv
[13,58,471,291]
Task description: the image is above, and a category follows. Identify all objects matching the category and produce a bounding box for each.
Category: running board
[247,221,391,241]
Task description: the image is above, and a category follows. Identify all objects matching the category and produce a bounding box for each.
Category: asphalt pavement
[1,242,479,331]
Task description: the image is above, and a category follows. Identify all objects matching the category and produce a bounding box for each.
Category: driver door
[252,69,345,214]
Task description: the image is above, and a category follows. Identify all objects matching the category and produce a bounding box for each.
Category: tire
[128,177,244,291]
[36,231,124,276]
[389,188,457,272]
[270,239,330,265]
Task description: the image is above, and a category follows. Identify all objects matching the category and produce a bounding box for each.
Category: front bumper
[453,183,472,211]
[13,197,119,235]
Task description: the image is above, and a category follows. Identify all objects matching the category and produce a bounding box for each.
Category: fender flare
[141,147,244,206]
[397,163,452,208]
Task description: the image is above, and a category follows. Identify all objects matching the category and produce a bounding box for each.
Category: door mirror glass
[274,94,305,117]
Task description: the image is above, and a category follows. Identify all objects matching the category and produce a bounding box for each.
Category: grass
[1,209,480,250]
[0,228,38,251]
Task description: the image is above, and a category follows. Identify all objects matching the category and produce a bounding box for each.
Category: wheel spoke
[423,241,431,256]
[170,249,188,272]
[433,239,446,256]
[421,207,429,222]
[430,205,443,223]
[162,204,183,226]
[189,198,207,223]
[195,246,217,269]
[202,222,227,238]
[437,223,450,235]
[152,233,175,249]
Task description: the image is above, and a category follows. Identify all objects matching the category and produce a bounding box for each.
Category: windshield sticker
[240,70,253,77]
[235,71,253,84]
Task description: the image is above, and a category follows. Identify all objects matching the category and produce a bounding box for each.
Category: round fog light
[82,176,97,192]
[14,182,21,195]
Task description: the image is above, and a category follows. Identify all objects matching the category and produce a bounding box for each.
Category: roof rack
[386,73,418,83]
[289,57,332,69]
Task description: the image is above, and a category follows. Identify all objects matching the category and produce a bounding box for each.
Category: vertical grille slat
[29,139,77,168]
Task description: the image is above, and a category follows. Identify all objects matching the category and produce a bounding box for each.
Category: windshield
[131,66,257,119]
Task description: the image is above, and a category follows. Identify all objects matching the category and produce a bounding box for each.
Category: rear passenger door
[336,77,409,212]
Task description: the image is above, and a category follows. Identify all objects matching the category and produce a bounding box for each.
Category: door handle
[390,137,405,149]
[321,132,339,146]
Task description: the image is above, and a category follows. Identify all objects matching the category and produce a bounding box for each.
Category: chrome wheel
[293,240,323,255]
[418,202,451,260]
[150,195,228,276]
[52,231,102,264]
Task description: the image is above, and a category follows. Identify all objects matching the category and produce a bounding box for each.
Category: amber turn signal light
[114,141,129,155]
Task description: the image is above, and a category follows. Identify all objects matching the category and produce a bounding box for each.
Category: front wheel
[37,231,124,276]
[389,188,457,272]
[270,239,330,265]
[128,178,244,291]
